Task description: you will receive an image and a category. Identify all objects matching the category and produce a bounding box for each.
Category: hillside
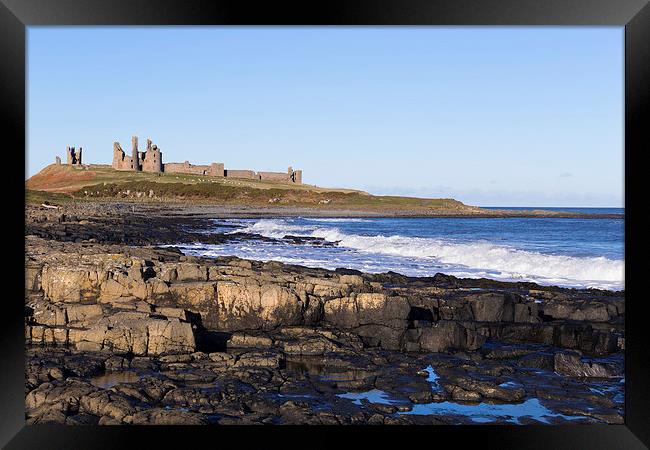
[26,164,476,213]
[26,164,365,194]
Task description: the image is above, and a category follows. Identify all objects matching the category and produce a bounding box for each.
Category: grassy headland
[26,164,477,214]
[26,164,621,218]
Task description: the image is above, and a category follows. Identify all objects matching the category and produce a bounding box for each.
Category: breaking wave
[229,219,624,290]
[302,218,368,223]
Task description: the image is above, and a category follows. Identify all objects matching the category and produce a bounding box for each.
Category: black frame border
[2,1,648,448]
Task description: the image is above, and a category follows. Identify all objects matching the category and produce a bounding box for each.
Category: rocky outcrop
[25,236,625,358]
[553,352,622,378]
[405,321,485,353]
[214,282,303,330]
[323,293,410,350]
[27,305,195,356]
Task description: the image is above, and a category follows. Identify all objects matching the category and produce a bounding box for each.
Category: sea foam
[231,219,624,290]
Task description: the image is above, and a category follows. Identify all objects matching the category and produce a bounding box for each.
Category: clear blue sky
[27,27,623,207]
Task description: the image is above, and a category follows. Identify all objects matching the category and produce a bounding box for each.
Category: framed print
[1,0,648,448]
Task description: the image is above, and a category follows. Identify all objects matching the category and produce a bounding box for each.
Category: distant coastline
[482,206,624,215]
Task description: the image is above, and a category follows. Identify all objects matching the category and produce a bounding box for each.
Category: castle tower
[287,166,302,183]
[210,162,225,177]
[112,142,123,169]
[152,145,163,172]
[142,138,163,173]
[131,135,140,171]
[66,146,82,165]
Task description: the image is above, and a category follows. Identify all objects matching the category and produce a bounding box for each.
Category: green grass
[61,165,365,194]
[25,189,74,206]
[72,179,468,210]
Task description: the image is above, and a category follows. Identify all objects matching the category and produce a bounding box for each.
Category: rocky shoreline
[27,199,623,219]
[24,203,625,425]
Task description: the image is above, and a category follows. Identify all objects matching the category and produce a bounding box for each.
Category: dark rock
[554,353,622,378]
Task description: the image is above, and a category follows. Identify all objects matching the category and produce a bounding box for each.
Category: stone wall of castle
[258,171,290,182]
[164,161,224,177]
[258,167,301,183]
[224,169,257,179]
[112,142,136,171]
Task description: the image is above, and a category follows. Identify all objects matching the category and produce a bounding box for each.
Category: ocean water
[177,214,624,291]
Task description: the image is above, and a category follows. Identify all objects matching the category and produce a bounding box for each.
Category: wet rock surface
[24,203,625,425]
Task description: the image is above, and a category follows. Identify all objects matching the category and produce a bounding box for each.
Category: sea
[176,207,624,291]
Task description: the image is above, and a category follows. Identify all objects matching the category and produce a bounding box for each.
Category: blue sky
[27,27,623,207]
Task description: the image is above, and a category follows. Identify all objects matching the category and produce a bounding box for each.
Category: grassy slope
[26,164,477,212]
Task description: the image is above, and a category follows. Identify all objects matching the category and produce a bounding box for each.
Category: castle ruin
[111,135,302,184]
[65,146,82,165]
[56,136,302,184]
[112,137,163,173]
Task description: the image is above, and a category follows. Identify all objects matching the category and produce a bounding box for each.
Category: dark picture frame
[2,0,648,448]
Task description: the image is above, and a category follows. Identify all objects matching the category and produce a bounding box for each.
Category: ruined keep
[143,139,163,173]
[113,136,163,173]
[110,135,302,184]
[65,147,82,165]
